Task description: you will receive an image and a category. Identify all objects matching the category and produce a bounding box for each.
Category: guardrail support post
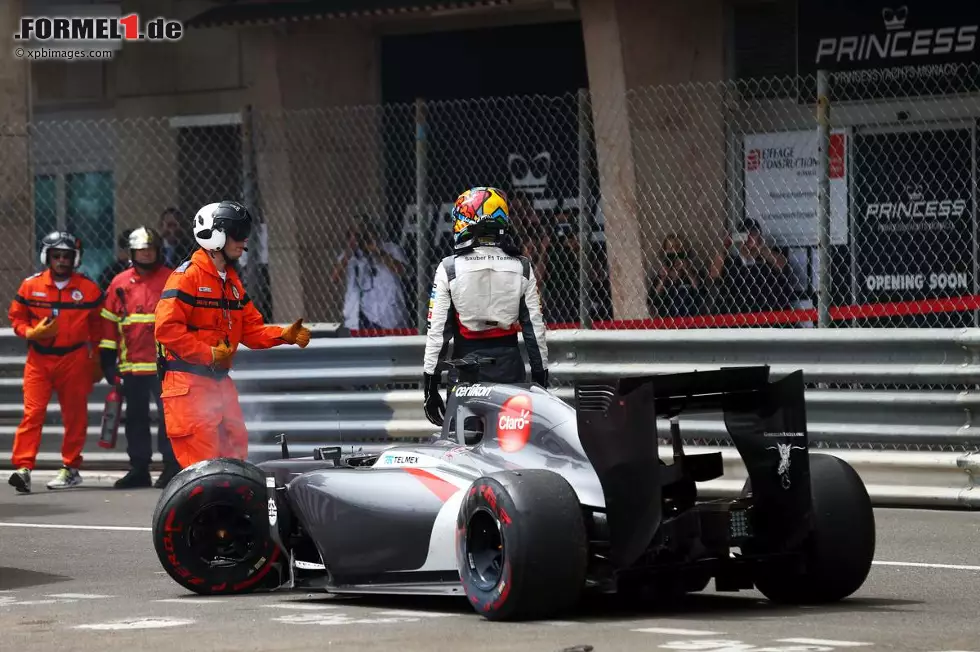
[816,69,831,330]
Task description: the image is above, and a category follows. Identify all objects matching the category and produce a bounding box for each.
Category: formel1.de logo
[14,14,183,43]
[497,394,532,453]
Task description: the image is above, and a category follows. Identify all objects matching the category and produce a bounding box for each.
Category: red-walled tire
[151,458,284,596]
[455,469,589,621]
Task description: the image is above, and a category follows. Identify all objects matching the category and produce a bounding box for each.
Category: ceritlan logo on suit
[814,6,978,65]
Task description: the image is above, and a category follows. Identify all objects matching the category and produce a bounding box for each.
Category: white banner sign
[743,129,849,247]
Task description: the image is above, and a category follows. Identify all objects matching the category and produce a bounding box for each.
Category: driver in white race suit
[422,186,549,426]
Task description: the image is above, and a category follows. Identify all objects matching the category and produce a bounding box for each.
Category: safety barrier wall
[1,327,979,507]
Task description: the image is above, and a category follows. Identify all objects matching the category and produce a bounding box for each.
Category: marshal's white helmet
[39,230,82,268]
[193,200,252,252]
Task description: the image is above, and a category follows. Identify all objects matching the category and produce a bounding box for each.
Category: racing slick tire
[152,458,284,596]
[749,453,876,604]
[455,469,589,621]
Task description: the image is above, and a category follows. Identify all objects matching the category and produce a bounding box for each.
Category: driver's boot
[114,466,152,489]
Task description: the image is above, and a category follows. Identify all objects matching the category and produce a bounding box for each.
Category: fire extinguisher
[98,287,127,449]
[98,382,123,449]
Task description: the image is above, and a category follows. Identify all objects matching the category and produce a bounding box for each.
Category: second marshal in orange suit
[8,231,104,493]
[154,201,311,468]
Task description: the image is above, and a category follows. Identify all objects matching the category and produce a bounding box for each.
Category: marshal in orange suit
[8,231,104,493]
[154,201,311,468]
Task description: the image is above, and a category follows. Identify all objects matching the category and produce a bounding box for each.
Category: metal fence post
[816,69,831,329]
[415,98,430,334]
[577,88,593,330]
[240,104,268,320]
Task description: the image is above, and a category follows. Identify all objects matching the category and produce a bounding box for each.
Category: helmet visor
[216,217,251,242]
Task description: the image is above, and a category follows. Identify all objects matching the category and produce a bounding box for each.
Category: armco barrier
[0,327,979,507]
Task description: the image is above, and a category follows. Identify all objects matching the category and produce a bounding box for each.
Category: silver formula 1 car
[151,359,876,621]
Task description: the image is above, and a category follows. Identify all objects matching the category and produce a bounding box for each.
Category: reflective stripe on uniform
[118,361,157,373]
[101,308,121,322]
[99,339,118,350]
[121,313,155,325]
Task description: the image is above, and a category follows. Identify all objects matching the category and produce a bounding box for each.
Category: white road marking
[539,620,579,626]
[272,612,422,626]
[46,593,113,599]
[75,617,195,630]
[659,640,760,651]
[873,560,980,571]
[0,598,78,606]
[371,609,458,618]
[264,603,341,610]
[777,638,873,647]
[0,521,150,532]
[155,598,228,605]
[633,627,724,636]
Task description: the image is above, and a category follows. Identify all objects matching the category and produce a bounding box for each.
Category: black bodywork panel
[575,366,811,570]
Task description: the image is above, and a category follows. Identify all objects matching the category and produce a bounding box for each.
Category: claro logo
[815,7,978,65]
[497,394,532,453]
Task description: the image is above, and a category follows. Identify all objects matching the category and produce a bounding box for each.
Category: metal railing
[1,328,979,506]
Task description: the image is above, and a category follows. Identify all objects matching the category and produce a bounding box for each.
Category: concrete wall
[23,0,384,324]
[242,19,383,324]
[578,0,728,320]
[0,0,33,310]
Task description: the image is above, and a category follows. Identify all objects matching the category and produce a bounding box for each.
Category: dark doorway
[381,20,589,103]
[378,19,594,327]
[177,125,242,218]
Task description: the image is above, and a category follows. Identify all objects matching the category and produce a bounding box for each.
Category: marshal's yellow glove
[26,316,58,340]
[280,318,311,348]
[211,341,234,366]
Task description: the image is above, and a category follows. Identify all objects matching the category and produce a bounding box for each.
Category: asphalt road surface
[1,471,979,652]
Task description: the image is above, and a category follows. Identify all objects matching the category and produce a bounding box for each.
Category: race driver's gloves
[532,369,549,388]
[211,341,234,366]
[280,318,311,348]
[25,316,58,340]
[423,372,445,426]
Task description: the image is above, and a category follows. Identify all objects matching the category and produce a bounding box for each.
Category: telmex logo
[14,14,183,42]
[814,6,978,65]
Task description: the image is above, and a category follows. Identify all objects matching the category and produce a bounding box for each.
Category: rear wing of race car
[574,365,811,570]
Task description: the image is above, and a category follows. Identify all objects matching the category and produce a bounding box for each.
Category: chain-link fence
[6,63,980,334]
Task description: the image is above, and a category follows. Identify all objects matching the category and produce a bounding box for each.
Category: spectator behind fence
[332,219,411,332]
[539,210,584,325]
[648,234,702,318]
[98,229,133,291]
[158,207,194,268]
[707,218,792,316]
[508,190,546,263]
